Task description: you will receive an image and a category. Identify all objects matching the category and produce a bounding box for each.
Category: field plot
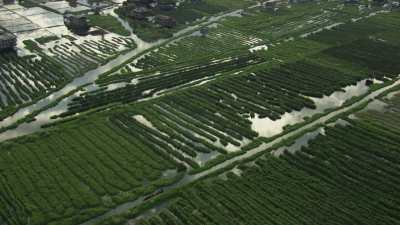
[41,1,90,14]
[0,35,136,121]
[130,1,366,70]
[0,5,63,34]
[0,3,137,121]
[60,9,400,171]
[0,52,69,120]
[67,53,263,115]
[120,93,400,225]
[1,4,400,225]
[115,0,255,42]
[0,176,28,225]
[0,117,183,225]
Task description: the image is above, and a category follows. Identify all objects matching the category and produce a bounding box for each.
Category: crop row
[66,54,263,115]
[0,176,27,225]
[0,36,136,120]
[0,52,69,119]
[133,25,263,69]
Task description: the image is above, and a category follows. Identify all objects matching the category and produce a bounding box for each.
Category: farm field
[0,2,138,122]
[60,9,400,172]
[115,0,256,42]
[1,1,400,225]
[0,35,136,121]
[77,7,400,116]
[129,1,375,70]
[0,116,184,225]
[97,89,400,225]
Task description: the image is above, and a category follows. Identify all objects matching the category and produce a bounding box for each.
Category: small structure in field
[264,0,279,9]
[155,15,176,28]
[158,0,177,11]
[344,0,360,4]
[200,27,209,37]
[0,28,17,52]
[129,6,151,20]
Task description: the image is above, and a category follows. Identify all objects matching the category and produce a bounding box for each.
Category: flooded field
[250,79,376,137]
[0,5,63,33]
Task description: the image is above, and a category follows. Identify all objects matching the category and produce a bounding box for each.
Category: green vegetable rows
[129,95,400,225]
[0,118,182,225]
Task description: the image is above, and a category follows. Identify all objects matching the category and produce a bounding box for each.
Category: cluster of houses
[122,0,179,28]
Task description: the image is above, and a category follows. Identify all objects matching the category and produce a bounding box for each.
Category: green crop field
[115,0,257,42]
[0,36,136,122]
[88,15,131,36]
[0,115,184,225]
[60,10,400,171]
[1,1,400,225]
[130,1,371,69]
[99,89,400,225]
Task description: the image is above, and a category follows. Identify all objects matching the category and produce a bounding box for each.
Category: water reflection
[195,151,220,166]
[272,127,325,157]
[251,79,372,137]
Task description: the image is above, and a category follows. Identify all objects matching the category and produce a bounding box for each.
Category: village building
[63,13,90,35]
[0,27,17,52]
[155,15,176,28]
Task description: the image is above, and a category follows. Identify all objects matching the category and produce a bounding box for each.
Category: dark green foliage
[35,36,60,45]
[0,118,181,225]
[0,176,28,225]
